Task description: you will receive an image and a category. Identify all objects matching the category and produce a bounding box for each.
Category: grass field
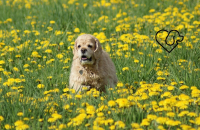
[0,0,200,129]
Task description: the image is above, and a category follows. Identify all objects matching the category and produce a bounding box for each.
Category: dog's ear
[73,39,79,60]
[94,38,102,59]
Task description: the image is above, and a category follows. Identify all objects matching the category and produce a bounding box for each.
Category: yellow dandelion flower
[178,111,189,117]
[167,86,175,91]
[147,114,157,120]
[171,82,177,85]
[149,9,155,13]
[179,85,189,90]
[17,112,23,116]
[0,60,5,65]
[13,67,19,72]
[0,116,4,121]
[166,120,181,126]
[187,112,197,117]
[179,94,190,100]
[38,119,43,122]
[52,113,62,120]
[131,123,140,128]
[161,91,172,98]
[97,112,104,117]
[109,125,115,130]
[108,100,116,107]
[37,84,45,89]
[16,124,29,130]
[64,104,70,110]
[74,28,80,33]
[115,121,125,128]
[14,120,24,126]
[56,53,63,59]
[59,124,66,129]
[5,124,11,129]
[134,59,139,63]
[180,124,192,130]
[59,42,64,46]
[86,105,95,115]
[116,98,130,108]
[122,67,129,71]
[156,117,169,124]
[45,49,52,53]
[156,71,163,76]
[166,112,175,117]
[156,48,163,53]
[195,117,200,125]
[140,119,150,126]
[50,21,55,24]
[47,117,57,123]
[117,82,123,87]
[75,94,82,99]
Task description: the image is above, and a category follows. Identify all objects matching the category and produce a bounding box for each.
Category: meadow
[0,0,200,129]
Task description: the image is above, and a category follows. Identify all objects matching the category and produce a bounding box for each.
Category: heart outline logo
[155,30,184,53]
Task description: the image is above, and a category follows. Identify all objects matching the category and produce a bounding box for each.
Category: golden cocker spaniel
[69,34,118,92]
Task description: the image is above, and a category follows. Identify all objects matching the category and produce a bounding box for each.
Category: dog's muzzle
[81,55,92,61]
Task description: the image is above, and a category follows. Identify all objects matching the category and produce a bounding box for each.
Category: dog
[69,34,118,92]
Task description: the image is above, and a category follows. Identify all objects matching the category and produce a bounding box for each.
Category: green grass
[0,0,200,129]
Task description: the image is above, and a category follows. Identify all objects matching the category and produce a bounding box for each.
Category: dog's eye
[88,45,92,48]
[78,45,81,48]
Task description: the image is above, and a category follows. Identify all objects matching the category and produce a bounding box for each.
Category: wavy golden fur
[69,34,118,92]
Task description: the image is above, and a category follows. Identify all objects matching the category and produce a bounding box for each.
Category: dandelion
[16,124,29,130]
[52,113,62,120]
[13,67,19,72]
[108,100,116,107]
[166,112,175,117]
[156,48,163,53]
[167,86,175,91]
[59,42,64,46]
[45,49,52,53]
[74,28,80,33]
[59,124,66,129]
[38,119,43,122]
[171,82,177,85]
[140,119,150,126]
[166,120,181,126]
[48,117,57,123]
[17,112,24,116]
[5,124,11,129]
[115,121,125,128]
[116,98,130,108]
[147,114,157,120]
[109,125,115,130]
[117,82,123,87]
[0,60,5,64]
[180,124,192,130]
[131,123,140,128]
[86,105,95,115]
[50,21,55,24]
[134,59,139,63]
[56,53,63,59]
[178,111,189,117]
[0,116,4,121]
[149,9,155,13]
[75,94,82,99]
[179,85,189,90]
[37,84,45,89]
[156,117,169,124]
[14,120,24,126]
[122,67,129,71]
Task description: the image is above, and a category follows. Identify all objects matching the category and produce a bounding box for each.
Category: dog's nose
[81,49,87,54]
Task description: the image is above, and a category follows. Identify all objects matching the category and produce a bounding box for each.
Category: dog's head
[73,34,102,65]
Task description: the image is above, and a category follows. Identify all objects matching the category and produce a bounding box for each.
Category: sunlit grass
[0,0,200,129]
